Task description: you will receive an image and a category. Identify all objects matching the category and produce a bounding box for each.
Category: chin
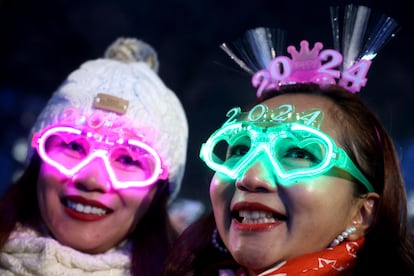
[233,251,275,272]
[56,235,109,254]
[68,243,108,254]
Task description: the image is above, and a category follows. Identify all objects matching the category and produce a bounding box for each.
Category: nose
[235,160,278,193]
[72,157,112,192]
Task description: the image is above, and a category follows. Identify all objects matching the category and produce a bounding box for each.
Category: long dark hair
[164,84,414,275]
[0,153,177,276]
[163,212,239,276]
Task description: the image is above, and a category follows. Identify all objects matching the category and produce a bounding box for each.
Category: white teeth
[66,200,107,216]
[239,210,276,224]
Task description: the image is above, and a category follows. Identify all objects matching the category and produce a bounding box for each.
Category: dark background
[0,0,413,214]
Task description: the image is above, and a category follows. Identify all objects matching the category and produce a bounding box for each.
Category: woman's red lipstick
[63,195,113,222]
[231,201,285,231]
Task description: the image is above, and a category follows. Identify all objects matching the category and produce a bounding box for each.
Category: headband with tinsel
[220,5,399,98]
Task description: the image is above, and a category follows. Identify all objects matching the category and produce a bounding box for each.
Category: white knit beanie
[29,38,188,201]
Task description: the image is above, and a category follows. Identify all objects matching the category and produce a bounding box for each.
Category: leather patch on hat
[93,93,129,114]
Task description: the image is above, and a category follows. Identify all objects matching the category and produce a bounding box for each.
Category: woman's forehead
[261,94,332,111]
[260,94,341,141]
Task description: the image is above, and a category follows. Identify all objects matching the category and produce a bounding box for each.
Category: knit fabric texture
[29,38,188,200]
[0,225,131,275]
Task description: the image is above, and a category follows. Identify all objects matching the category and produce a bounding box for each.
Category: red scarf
[234,238,364,276]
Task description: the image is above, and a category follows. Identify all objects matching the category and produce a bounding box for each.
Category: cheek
[209,174,234,225]
[119,186,158,230]
[209,174,234,205]
[286,178,355,221]
[37,163,66,224]
[37,161,68,189]
[37,162,61,196]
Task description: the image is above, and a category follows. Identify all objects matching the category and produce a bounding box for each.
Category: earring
[212,227,228,253]
[329,226,357,248]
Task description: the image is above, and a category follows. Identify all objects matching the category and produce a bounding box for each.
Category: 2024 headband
[220,4,399,97]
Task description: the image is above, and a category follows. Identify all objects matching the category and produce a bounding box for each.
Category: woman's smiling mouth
[62,196,113,221]
[231,202,287,231]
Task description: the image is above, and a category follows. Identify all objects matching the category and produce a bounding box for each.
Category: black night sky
[0,0,413,212]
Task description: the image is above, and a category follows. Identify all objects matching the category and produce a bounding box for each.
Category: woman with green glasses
[166,83,414,275]
[164,8,414,274]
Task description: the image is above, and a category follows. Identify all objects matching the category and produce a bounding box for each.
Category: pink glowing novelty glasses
[32,125,168,189]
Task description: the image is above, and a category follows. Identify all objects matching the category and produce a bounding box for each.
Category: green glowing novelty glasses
[200,121,374,192]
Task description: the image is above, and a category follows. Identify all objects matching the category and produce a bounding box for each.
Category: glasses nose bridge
[235,144,280,191]
[238,142,276,176]
[235,129,293,181]
[75,149,115,180]
[82,148,112,169]
[74,149,119,191]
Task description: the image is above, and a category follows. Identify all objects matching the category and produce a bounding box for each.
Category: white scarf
[0,225,131,276]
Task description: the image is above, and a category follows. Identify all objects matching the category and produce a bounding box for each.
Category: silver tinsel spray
[220,5,399,78]
[330,4,400,71]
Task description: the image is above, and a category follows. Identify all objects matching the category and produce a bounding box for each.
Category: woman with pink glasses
[0,38,188,275]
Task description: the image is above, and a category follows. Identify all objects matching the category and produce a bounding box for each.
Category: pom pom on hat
[30,38,188,201]
[104,38,159,71]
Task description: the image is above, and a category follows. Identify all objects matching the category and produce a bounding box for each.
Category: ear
[348,192,380,240]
